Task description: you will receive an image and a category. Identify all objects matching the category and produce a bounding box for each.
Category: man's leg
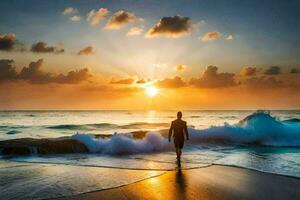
[178,148,182,160]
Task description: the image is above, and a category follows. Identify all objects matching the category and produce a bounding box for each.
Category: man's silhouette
[168,111,189,165]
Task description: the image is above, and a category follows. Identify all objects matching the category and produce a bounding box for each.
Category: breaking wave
[72,111,300,155]
[72,132,171,154]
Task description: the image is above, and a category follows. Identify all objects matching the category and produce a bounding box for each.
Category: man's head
[177,111,182,119]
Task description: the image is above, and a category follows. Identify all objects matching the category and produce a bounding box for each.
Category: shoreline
[55,164,300,200]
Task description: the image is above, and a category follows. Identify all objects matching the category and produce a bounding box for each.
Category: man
[168,111,189,165]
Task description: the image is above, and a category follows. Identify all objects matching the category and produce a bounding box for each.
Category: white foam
[72,132,171,154]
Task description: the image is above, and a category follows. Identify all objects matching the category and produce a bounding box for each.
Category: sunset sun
[145,86,158,97]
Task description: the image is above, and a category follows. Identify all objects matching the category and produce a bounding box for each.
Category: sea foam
[72,132,171,154]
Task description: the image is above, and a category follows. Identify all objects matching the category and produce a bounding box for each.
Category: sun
[145,86,158,97]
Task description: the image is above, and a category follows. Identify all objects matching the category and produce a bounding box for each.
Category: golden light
[146,86,158,97]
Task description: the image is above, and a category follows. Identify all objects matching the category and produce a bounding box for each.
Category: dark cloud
[110,78,135,84]
[190,66,236,88]
[0,59,18,80]
[290,68,299,74]
[1,59,91,84]
[156,76,186,88]
[240,67,257,76]
[0,33,16,51]
[20,59,91,84]
[77,46,95,55]
[31,42,64,54]
[264,66,281,75]
[105,10,137,29]
[146,16,193,38]
[244,76,283,88]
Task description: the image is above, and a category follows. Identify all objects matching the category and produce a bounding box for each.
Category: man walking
[168,111,189,165]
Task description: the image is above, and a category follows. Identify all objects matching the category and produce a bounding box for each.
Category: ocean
[0,110,300,199]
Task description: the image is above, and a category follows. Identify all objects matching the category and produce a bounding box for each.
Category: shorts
[174,137,184,149]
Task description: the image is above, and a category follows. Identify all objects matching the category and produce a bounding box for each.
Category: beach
[1,110,300,199]
[57,165,300,200]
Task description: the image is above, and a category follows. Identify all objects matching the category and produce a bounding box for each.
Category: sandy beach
[56,165,300,200]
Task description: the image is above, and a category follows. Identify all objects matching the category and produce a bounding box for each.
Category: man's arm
[168,122,173,142]
[184,122,189,140]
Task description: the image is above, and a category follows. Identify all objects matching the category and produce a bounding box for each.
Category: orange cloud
[243,76,283,88]
[240,67,257,76]
[127,27,143,36]
[110,78,135,84]
[77,46,95,55]
[106,10,137,29]
[87,8,109,26]
[146,16,194,38]
[200,31,221,41]
[156,76,186,88]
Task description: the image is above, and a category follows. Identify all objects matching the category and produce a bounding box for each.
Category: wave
[191,111,300,146]
[282,118,300,123]
[48,123,119,131]
[48,122,169,131]
[1,111,300,156]
[6,130,21,135]
[72,132,171,154]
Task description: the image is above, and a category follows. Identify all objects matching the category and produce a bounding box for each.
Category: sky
[0,0,300,110]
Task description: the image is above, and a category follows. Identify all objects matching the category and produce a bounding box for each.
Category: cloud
[190,66,236,88]
[31,42,64,54]
[69,15,81,22]
[0,33,17,51]
[19,59,92,84]
[87,8,109,26]
[145,15,194,38]
[244,76,283,88]
[264,66,281,75]
[127,27,144,36]
[0,59,92,84]
[77,46,95,55]
[110,78,135,84]
[0,59,18,81]
[156,76,186,88]
[226,35,233,40]
[200,31,221,41]
[240,67,257,76]
[136,79,146,84]
[63,7,77,15]
[105,10,138,29]
[290,68,299,74]
[176,64,186,71]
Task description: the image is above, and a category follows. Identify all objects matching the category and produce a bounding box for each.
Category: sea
[0,110,300,199]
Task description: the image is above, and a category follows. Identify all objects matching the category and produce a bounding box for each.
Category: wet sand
[56,165,300,200]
